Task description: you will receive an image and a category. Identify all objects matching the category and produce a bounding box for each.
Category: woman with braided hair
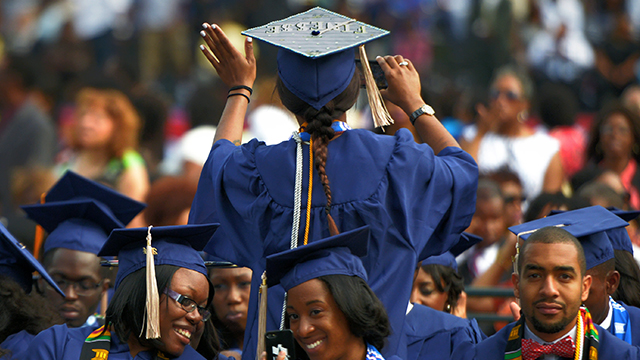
[190,8,478,360]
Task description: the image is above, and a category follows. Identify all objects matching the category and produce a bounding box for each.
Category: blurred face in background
[501,181,524,227]
[75,103,114,150]
[210,267,252,339]
[489,74,528,126]
[467,195,506,248]
[599,112,634,160]
[411,267,448,312]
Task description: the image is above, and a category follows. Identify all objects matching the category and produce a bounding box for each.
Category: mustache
[532,298,565,308]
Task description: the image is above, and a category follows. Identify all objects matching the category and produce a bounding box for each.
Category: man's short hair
[517,227,586,276]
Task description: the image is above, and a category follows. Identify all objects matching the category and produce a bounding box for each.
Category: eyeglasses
[504,195,526,204]
[601,124,631,136]
[490,89,521,101]
[47,275,103,297]
[163,288,211,322]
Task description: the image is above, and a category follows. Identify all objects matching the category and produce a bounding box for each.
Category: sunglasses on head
[490,89,521,101]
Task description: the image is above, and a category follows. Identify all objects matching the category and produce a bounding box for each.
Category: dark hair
[319,275,390,351]
[523,192,570,222]
[490,65,534,101]
[144,176,198,226]
[476,178,503,203]
[0,276,62,355]
[195,303,222,359]
[585,103,640,164]
[276,72,360,235]
[576,181,626,209]
[612,249,640,308]
[517,227,586,276]
[41,248,112,280]
[486,167,522,187]
[105,265,217,355]
[420,263,465,312]
[537,83,578,127]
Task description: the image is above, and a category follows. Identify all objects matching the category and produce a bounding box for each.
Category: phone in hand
[265,330,296,360]
[355,59,388,90]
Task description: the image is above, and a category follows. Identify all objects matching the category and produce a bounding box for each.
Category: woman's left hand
[200,23,256,89]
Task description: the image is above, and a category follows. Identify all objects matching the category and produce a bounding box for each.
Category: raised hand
[200,23,256,89]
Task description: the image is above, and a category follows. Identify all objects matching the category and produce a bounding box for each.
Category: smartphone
[355,59,388,90]
[265,330,296,360]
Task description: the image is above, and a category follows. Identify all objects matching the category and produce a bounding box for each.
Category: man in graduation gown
[21,171,145,329]
[469,206,640,359]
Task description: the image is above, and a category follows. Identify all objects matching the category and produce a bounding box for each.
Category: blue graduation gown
[403,304,485,360]
[466,320,640,359]
[190,128,478,360]
[620,301,640,346]
[22,324,211,360]
[1,330,34,359]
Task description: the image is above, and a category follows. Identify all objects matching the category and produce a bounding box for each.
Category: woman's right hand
[376,55,424,115]
[200,23,256,89]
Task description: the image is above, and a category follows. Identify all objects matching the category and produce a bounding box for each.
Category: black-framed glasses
[43,275,103,297]
[163,288,211,322]
[489,89,521,101]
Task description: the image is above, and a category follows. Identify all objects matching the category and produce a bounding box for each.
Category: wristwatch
[409,104,435,125]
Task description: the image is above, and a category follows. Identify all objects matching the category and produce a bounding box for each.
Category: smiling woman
[266,227,390,360]
[23,224,228,360]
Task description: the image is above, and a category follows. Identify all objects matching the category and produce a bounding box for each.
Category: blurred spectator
[135,0,191,85]
[143,176,197,226]
[0,55,56,226]
[538,82,586,178]
[411,260,466,317]
[132,90,169,180]
[577,179,627,210]
[622,85,640,118]
[527,0,594,86]
[56,87,149,226]
[458,179,506,284]
[523,192,571,222]
[487,168,525,228]
[613,249,640,307]
[461,65,563,201]
[574,103,640,209]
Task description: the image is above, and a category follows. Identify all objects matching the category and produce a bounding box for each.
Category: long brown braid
[277,72,360,236]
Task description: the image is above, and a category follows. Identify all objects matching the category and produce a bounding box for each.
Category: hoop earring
[517,110,528,124]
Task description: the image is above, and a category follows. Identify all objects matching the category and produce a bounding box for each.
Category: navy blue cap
[266,226,369,291]
[99,224,219,289]
[242,7,389,110]
[549,207,636,254]
[509,206,628,269]
[0,223,65,296]
[422,233,482,271]
[21,171,146,255]
[44,171,146,224]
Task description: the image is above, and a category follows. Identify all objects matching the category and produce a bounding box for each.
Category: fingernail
[376,55,382,59]
[200,30,206,37]
[202,23,208,29]
[247,37,253,43]
[211,24,217,30]
[199,44,205,51]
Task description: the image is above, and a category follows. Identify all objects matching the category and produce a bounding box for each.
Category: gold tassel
[359,45,394,128]
[143,225,160,339]
[256,271,268,360]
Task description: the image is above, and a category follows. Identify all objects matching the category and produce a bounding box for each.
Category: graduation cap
[509,206,628,269]
[421,232,482,271]
[243,7,392,126]
[21,171,146,255]
[0,223,65,296]
[265,226,369,291]
[99,223,219,339]
[548,207,636,254]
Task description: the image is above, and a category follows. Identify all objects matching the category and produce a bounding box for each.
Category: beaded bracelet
[228,85,253,95]
[227,92,251,103]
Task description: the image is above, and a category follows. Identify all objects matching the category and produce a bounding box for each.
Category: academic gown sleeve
[0,330,35,359]
[190,129,478,360]
[621,302,640,346]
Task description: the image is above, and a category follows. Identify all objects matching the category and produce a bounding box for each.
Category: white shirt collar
[406,302,414,315]
[599,297,613,330]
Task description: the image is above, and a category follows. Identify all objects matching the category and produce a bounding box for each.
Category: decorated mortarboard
[509,206,628,269]
[549,207,636,254]
[266,226,369,291]
[242,7,392,125]
[0,223,64,296]
[99,223,219,339]
[421,232,482,271]
[21,171,146,255]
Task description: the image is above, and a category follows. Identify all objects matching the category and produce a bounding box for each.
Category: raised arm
[200,23,256,145]
[376,55,458,154]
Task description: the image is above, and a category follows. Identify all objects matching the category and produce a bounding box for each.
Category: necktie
[521,337,575,360]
